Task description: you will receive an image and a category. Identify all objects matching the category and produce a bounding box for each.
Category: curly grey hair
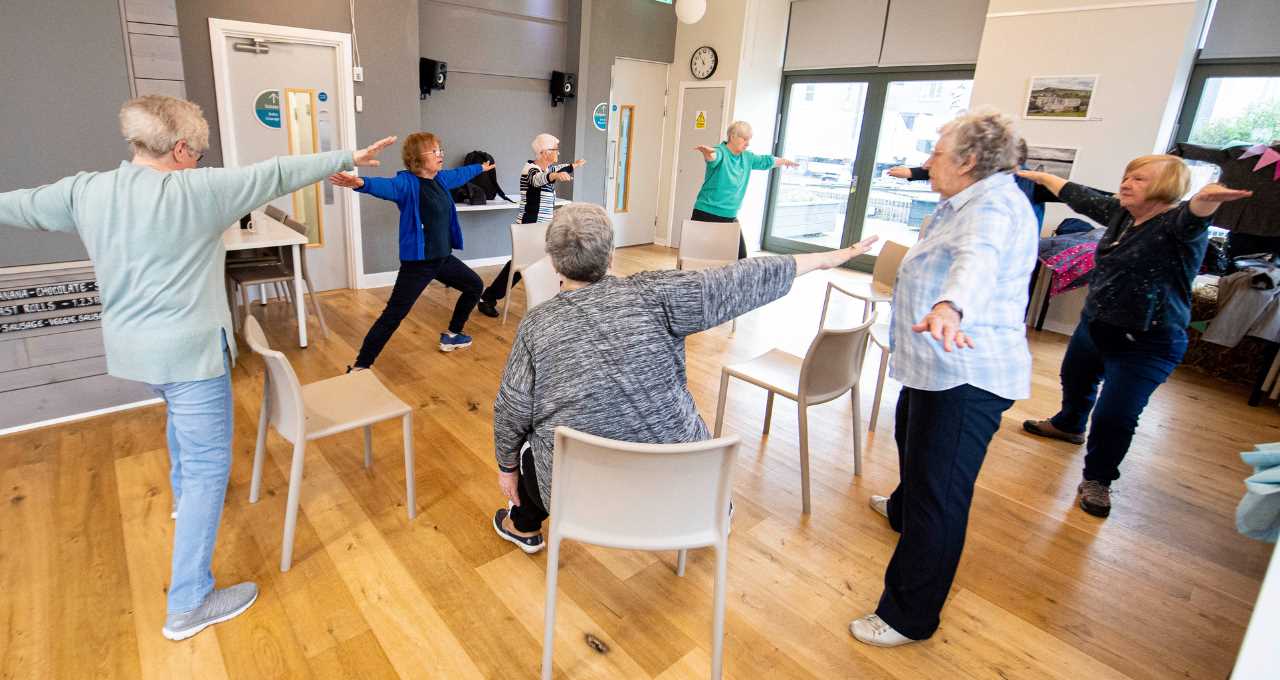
[119,95,209,158]
[546,203,614,283]
[939,109,1021,180]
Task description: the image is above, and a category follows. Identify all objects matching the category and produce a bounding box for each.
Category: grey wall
[566,0,677,206]
[0,0,133,267]
[177,0,421,276]
[416,0,571,264]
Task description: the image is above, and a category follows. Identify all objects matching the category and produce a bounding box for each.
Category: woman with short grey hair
[691,119,799,258]
[850,109,1038,648]
[0,95,397,641]
[489,203,877,552]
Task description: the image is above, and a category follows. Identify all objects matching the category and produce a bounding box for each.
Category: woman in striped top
[477,133,585,317]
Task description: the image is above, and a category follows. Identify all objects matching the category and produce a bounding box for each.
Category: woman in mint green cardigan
[0,95,396,641]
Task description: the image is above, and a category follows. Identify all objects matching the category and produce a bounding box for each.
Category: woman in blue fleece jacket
[331,132,493,366]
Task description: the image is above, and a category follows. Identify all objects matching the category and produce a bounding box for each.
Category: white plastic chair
[714,311,876,513]
[678,219,742,333]
[242,316,415,571]
[541,427,739,680]
[521,256,561,311]
[503,222,549,324]
[820,282,893,441]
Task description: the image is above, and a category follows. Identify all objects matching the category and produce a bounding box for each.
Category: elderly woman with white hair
[489,203,876,552]
[850,110,1037,648]
[476,132,585,317]
[0,95,396,641]
[691,120,799,258]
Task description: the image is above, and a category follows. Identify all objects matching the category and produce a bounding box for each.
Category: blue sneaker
[439,331,473,352]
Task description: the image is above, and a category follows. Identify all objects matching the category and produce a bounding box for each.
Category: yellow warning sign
[694,110,707,129]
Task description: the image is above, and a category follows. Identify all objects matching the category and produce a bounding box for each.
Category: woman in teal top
[691,120,798,258]
[0,95,395,641]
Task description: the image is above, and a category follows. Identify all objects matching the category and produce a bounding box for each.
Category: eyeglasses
[181,140,205,162]
[424,148,445,157]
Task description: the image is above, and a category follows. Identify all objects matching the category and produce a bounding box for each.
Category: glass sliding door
[765,78,871,251]
[860,79,972,254]
[762,67,973,266]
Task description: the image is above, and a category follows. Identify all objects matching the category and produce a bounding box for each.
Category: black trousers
[354,256,482,368]
[876,384,1013,640]
[481,260,522,303]
[509,445,549,533]
[691,208,747,259]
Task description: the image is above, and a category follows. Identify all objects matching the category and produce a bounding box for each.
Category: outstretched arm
[0,174,80,233]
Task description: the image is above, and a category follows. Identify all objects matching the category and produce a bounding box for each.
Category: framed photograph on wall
[1024,75,1098,120]
[1024,145,1078,180]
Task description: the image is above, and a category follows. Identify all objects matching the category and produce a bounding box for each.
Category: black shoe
[492,508,544,554]
[477,300,499,318]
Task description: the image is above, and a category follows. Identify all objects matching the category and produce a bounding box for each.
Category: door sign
[593,103,608,131]
[694,111,707,130]
[254,89,282,129]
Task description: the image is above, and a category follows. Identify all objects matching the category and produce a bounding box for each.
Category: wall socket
[352,66,364,82]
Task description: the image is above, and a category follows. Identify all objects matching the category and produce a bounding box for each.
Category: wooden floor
[2,244,1276,679]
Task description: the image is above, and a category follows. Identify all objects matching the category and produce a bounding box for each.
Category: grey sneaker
[1077,480,1112,518]
[162,582,259,641]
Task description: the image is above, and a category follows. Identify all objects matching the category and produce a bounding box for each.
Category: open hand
[328,172,364,189]
[1016,169,1054,185]
[353,135,397,167]
[498,470,520,507]
[550,171,573,182]
[887,166,912,179]
[481,160,496,172]
[571,159,587,168]
[1193,183,1252,204]
[778,158,800,169]
[911,302,972,352]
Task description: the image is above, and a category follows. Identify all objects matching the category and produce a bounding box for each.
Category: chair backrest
[510,222,548,271]
[870,241,910,292]
[522,256,561,310]
[276,214,312,278]
[242,316,307,441]
[263,205,288,223]
[548,427,740,550]
[799,311,876,405]
[679,220,740,266]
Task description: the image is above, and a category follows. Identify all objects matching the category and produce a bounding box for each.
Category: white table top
[455,199,571,213]
[222,211,308,250]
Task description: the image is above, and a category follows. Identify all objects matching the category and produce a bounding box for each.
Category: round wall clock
[690,45,718,80]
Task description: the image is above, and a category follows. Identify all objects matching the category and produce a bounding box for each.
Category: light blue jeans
[149,333,233,614]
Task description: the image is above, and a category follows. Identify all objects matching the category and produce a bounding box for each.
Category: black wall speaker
[550,71,576,107]
[420,58,447,98]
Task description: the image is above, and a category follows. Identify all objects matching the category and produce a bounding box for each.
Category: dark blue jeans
[1049,316,1186,484]
[354,256,482,368]
[877,384,1013,640]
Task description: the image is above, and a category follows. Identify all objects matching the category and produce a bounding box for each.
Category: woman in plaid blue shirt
[850,110,1038,648]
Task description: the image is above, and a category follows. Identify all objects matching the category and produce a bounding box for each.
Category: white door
[606,58,668,247]
[670,85,727,247]
[216,33,351,291]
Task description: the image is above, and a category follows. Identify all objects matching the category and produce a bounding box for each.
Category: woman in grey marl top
[491,203,877,553]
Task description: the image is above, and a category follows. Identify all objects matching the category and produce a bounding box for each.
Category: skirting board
[0,397,163,437]
[357,255,513,289]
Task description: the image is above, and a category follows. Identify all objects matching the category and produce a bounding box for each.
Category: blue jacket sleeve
[354,175,402,202]
[436,164,484,191]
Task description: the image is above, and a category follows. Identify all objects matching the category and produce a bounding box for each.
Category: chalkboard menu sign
[0,279,103,335]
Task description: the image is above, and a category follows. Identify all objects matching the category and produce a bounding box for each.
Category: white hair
[940,108,1021,180]
[532,133,560,154]
[119,95,209,158]
[546,203,614,283]
[726,120,753,140]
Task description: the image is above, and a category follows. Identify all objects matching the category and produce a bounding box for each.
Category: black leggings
[354,256,482,368]
[509,445,549,533]
[691,208,747,259]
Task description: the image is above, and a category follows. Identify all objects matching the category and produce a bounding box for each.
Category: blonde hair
[119,95,209,158]
[401,132,441,172]
[1123,155,1190,204]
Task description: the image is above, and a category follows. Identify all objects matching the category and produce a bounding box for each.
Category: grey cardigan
[493,255,797,509]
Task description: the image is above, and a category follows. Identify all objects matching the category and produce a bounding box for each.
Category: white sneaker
[849,614,914,647]
[163,582,258,641]
[868,495,889,519]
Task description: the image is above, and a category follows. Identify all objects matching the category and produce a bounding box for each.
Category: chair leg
[241,284,251,326]
[305,276,329,337]
[540,537,561,680]
[869,348,889,434]
[363,425,373,469]
[762,391,775,435]
[249,376,271,503]
[403,414,416,520]
[280,440,307,572]
[730,316,737,336]
[710,543,729,680]
[713,371,731,437]
[502,266,516,325]
[798,404,812,514]
[851,387,863,476]
[676,549,687,577]
[258,284,269,306]
[226,278,240,334]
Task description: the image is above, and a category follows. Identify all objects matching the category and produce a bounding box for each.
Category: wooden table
[222,211,310,347]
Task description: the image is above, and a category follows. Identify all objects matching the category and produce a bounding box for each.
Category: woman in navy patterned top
[1019,156,1250,518]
